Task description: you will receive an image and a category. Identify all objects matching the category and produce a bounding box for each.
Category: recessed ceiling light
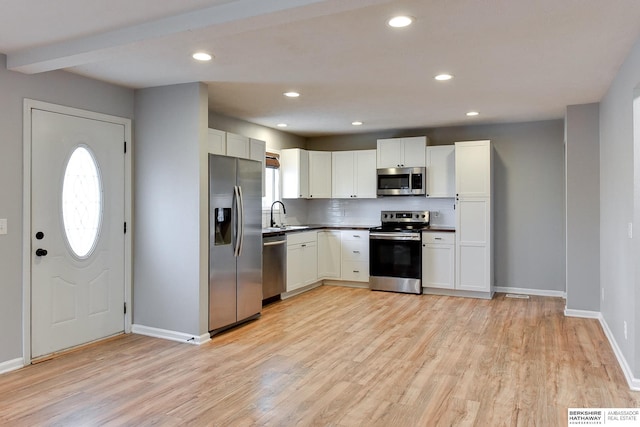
[388,15,414,28]
[277,123,288,128]
[435,74,453,81]
[466,111,479,117]
[352,121,363,126]
[192,52,212,61]
[283,92,300,98]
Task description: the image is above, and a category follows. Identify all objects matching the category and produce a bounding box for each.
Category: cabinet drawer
[422,232,455,245]
[342,261,369,282]
[287,231,317,246]
[341,230,368,241]
[342,239,369,261]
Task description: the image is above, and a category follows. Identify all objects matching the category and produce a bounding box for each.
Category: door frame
[22,99,133,365]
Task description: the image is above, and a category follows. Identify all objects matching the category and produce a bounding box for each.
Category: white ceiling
[2,0,640,137]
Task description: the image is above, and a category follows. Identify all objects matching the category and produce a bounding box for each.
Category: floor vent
[505,294,530,299]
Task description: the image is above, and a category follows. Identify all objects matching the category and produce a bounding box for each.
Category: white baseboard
[564,310,640,391]
[495,286,566,299]
[0,358,24,375]
[563,308,600,319]
[132,324,211,345]
[422,287,493,300]
[597,314,640,391]
[322,280,369,289]
[281,281,323,300]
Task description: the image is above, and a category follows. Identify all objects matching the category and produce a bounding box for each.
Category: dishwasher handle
[263,240,286,247]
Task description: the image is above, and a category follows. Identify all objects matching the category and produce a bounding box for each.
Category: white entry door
[31,109,126,359]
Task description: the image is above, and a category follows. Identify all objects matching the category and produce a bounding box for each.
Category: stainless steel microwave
[376,167,426,196]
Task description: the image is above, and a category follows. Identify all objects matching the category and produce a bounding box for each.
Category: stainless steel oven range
[369,210,429,294]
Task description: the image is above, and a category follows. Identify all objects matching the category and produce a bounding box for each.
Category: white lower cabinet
[286,232,318,292]
[317,230,341,278]
[456,198,491,292]
[340,230,369,282]
[287,229,369,295]
[422,232,455,289]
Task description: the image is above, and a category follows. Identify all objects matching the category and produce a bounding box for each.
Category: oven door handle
[370,232,421,241]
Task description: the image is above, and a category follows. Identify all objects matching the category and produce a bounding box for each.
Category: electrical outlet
[624,321,628,340]
[601,288,604,302]
[0,219,7,235]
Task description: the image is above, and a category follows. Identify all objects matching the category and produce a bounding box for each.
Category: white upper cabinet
[281,148,309,199]
[455,140,491,198]
[354,150,377,198]
[249,138,266,196]
[308,151,332,198]
[207,129,226,155]
[332,150,377,199]
[249,138,265,162]
[225,132,250,159]
[426,145,455,198]
[377,136,427,168]
[207,129,266,194]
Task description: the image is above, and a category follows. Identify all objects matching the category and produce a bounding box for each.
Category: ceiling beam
[6,0,330,74]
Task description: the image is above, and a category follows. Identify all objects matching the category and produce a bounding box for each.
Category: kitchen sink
[263,225,310,232]
[282,225,309,230]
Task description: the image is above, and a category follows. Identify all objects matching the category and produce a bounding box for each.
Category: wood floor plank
[1,286,639,426]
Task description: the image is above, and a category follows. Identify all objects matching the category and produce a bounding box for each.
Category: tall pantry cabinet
[454,140,493,296]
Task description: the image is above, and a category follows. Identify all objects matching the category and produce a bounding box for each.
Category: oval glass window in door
[62,145,103,258]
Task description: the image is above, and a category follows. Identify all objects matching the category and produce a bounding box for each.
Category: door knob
[35,248,48,257]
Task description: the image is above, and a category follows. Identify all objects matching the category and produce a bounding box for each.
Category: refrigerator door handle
[237,185,245,256]
[233,185,241,257]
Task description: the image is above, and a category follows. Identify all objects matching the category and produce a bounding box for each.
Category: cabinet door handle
[301,244,306,247]
[353,250,360,254]
[353,270,360,273]
[353,235,360,238]
[435,237,442,240]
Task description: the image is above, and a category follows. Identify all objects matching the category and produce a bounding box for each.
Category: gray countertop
[262,224,455,237]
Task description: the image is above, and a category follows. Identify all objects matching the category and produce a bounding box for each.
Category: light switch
[0,219,7,235]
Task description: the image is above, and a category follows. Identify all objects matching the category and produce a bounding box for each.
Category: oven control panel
[380,210,430,224]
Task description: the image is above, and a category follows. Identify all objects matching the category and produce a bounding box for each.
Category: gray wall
[134,83,209,336]
[599,35,640,378]
[565,104,600,311]
[208,111,305,150]
[308,120,566,293]
[0,54,134,366]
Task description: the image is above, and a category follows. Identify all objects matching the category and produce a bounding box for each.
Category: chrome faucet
[270,200,286,228]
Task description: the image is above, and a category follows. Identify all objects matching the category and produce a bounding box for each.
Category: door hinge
[124,302,127,314]
[124,222,127,234]
[124,141,127,153]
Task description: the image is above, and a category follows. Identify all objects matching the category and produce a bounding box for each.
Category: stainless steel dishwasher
[262,233,286,303]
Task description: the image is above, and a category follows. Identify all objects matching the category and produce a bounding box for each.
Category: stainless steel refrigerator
[209,155,262,333]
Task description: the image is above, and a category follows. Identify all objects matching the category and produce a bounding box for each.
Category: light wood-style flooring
[1,286,639,426]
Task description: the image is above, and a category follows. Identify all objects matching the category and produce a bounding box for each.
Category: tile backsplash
[263,197,456,228]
